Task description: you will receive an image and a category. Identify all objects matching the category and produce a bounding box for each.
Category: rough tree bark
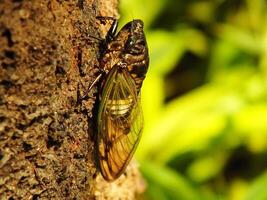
[0,0,146,199]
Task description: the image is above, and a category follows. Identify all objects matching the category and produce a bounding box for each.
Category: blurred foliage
[120,0,267,199]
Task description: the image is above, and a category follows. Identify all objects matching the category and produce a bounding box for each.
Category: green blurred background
[120,0,267,199]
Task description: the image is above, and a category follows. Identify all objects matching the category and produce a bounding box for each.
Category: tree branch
[0,0,145,199]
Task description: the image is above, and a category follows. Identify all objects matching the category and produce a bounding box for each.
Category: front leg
[79,17,118,102]
[96,16,118,41]
[96,16,118,48]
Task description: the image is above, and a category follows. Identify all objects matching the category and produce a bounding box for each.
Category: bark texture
[0,0,145,199]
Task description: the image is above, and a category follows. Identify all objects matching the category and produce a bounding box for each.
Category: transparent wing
[97,65,143,181]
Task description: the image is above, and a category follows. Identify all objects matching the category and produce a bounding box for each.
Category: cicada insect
[96,18,149,181]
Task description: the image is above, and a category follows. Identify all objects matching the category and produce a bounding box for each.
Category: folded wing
[97,65,144,181]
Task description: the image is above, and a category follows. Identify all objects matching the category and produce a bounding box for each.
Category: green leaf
[147,30,185,75]
[244,171,267,200]
[141,161,204,200]
[214,24,260,55]
[119,0,167,27]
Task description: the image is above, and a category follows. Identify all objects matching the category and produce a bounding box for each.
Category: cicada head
[121,20,147,55]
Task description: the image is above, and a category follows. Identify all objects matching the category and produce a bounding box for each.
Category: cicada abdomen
[97,19,149,181]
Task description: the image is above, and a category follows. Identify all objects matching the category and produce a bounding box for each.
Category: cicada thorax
[100,19,149,94]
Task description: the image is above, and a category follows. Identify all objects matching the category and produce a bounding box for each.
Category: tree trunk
[0,0,145,199]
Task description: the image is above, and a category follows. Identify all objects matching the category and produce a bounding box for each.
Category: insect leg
[96,16,118,42]
[80,73,103,100]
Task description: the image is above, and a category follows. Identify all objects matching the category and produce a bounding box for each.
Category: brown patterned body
[96,19,149,181]
[100,20,149,93]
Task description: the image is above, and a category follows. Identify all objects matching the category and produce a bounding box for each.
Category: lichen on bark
[0,0,145,199]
